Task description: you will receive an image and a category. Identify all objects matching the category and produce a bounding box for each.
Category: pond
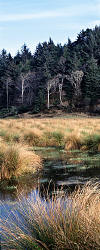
[0,147,100,220]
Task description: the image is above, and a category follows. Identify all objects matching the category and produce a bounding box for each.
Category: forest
[1,25,100,250]
[0,25,100,115]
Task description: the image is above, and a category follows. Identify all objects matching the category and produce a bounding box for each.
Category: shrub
[17,105,32,114]
[0,106,18,118]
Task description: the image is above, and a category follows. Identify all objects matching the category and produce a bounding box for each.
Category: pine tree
[83,57,100,112]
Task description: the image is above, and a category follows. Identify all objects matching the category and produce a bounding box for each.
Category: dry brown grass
[1,182,100,249]
[0,142,42,180]
[65,134,82,150]
[0,116,100,149]
[0,117,100,138]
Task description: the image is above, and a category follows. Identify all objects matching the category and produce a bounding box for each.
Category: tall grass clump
[0,129,20,143]
[84,133,100,151]
[51,131,64,146]
[0,146,21,180]
[0,143,42,181]
[24,131,41,146]
[43,131,64,147]
[65,134,82,151]
[1,182,100,249]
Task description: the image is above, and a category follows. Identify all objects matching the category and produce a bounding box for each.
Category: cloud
[0,10,67,22]
[89,20,100,27]
[0,1,100,23]
[0,26,4,30]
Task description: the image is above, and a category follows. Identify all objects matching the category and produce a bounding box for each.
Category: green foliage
[0,107,18,118]
[17,105,29,113]
[50,131,64,146]
[84,134,100,151]
[12,134,20,143]
[82,57,100,110]
[32,90,46,113]
[0,130,20,143]
[44,131,64,147]
[0,26,100,113]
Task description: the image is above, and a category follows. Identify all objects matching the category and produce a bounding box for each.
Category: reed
[65,134,82,150]
[0,142,42,180]
[0,117,100,150]
[1,182,100,249]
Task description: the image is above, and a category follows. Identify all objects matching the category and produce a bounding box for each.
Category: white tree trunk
[59,81,63,105]
[59,89,62,105]
[6,80,9,110]
[22,79,24,104]
[47,88,50,109]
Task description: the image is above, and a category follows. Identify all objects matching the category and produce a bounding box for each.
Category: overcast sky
[0,0,100,56]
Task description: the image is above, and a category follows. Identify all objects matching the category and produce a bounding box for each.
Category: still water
[0,147,100,220]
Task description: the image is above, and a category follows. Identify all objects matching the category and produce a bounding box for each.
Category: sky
[0,0,100,56]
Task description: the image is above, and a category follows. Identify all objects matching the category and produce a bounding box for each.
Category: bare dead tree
[47,74,63,109]
[20,72,31,104]
[16,71,32,105]
[68,70,84,97]
[24,72,37,105]
[46,71,84,109]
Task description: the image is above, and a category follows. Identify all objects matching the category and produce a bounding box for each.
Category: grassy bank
[0,116,100,150]
[0,116,100,183]
[1,182,100,250]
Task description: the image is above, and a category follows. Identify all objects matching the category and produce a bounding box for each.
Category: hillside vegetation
[0,26,100,115]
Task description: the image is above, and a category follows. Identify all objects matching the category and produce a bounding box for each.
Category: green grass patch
[84,134,100,151]
[0,130,20,143]
[24,132,40,146]
[43,131,64,147]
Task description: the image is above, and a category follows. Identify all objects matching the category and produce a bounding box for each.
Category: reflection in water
[0,148,100,222]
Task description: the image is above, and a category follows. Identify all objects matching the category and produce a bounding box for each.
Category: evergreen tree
[83,57,100,111]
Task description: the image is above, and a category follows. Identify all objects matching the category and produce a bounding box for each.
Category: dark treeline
[0,26,100,115]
